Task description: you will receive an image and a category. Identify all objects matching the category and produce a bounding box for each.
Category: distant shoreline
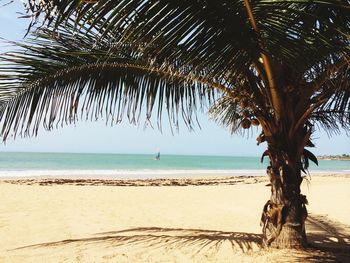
[317,155,350,161]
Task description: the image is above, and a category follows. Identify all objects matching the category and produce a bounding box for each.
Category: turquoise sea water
[0,152,349,178]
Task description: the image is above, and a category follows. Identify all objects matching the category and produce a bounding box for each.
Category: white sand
[0,175,349,262]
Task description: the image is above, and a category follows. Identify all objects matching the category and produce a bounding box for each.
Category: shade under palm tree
[0,0,349,248]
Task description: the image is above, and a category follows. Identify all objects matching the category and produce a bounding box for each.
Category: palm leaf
[25,1,350,66]
[0,26,228,140]
[1,0,350,140]
[208,95,240,134]
[23,1,350,121]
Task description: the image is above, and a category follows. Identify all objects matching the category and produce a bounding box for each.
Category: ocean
[0,152,349,179]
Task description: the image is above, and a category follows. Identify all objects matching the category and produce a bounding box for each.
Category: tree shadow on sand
[11,214,350,262]
[306,214,350,262]
[15,228,262,253]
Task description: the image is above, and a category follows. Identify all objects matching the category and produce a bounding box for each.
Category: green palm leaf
[0,25,228,139]
[1,0,350,138]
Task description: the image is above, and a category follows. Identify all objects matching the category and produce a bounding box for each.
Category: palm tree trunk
[261,143,308,248]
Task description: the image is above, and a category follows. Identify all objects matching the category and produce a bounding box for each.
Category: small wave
[1,168,349,180]
[0,169,267,179]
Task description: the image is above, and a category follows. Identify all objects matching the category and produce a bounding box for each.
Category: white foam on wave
[0,169,267,179]
[0,168,349,180]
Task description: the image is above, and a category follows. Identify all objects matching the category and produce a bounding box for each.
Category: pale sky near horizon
[0,1,349,156]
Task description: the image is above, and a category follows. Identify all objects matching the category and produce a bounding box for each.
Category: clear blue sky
[0,1,349,156]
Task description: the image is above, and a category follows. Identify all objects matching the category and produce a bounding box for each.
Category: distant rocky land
[317,154,350,161]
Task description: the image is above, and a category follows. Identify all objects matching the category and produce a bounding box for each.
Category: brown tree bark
[260,143,308,249]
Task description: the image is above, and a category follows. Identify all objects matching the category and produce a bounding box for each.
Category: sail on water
[154,152,160,160]
[154,148,160,160]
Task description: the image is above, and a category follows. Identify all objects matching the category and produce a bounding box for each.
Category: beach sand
[0,175,349,262]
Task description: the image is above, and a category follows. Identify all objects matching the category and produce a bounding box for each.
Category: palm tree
[0,0,349,248]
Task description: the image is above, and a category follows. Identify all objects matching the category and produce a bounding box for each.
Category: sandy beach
[1,175,349,262]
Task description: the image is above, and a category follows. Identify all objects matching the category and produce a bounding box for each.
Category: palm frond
[208,94,261,135]
[1,0,350,140]
[24,1,350,67]
[0,26,228,140]
[22,1,350,122]
[308,57,350,131]
[209,95,240,134]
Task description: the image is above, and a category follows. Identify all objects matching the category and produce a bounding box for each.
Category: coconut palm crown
[0,0,349,248]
